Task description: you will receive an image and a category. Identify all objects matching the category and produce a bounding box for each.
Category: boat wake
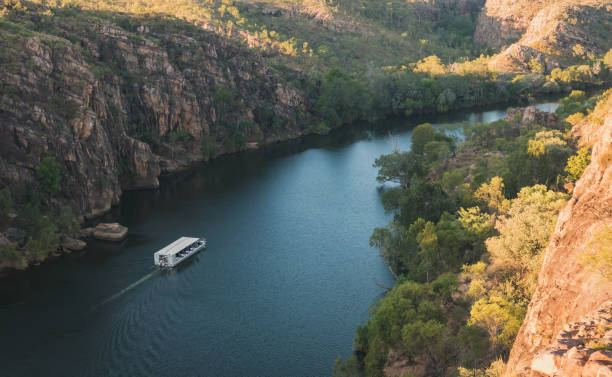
[91,270,159,311]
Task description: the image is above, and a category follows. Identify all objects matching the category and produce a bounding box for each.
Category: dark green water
[0,103,558,377]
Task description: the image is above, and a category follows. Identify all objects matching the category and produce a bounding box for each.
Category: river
[0,102,558,377]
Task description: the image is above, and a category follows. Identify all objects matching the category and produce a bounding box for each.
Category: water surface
[0,102,558,377]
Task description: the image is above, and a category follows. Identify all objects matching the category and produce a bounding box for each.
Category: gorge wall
[0,4,310,221]
[505,94,612,375]
[475,0,612,73]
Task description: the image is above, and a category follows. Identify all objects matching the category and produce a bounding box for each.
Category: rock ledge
[92,223,128,242]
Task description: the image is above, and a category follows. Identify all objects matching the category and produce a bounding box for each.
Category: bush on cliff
[0,245,27,270]
[36,156,63,200]
[580,225,612,280]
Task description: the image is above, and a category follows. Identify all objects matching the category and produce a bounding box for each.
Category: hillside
[504,93,612,376]
[474,0,550,50]
[481,0,612,73]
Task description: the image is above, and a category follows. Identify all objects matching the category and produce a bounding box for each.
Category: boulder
[80,227,95,238]
[582,351,612,377]
[558,347,590,376]
[531,349,564,375]
[93,223,128,241]
[62,237,87,252]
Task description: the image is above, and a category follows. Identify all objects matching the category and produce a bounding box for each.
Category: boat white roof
[154,237,199,256]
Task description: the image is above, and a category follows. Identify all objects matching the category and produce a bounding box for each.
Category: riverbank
[335,89,607,376]
[0,102,565,377]
[0,94,569,275]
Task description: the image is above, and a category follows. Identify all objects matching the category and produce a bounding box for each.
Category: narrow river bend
[0,103,558,377]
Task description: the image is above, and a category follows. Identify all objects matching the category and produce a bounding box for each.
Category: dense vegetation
[334,90,608,376]
[0,156,80,270]
[311,58,612,132]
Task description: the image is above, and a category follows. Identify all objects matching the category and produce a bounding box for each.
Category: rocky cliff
[0,3,310,221]
[474,0,549,50]
[505,93,612,375]
[475,0,612,72]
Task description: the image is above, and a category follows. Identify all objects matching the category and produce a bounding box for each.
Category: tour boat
[154,237,207,268]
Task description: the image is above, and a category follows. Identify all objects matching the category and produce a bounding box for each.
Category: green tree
[527,130,570,158]
[424,140,453,165]
[437,88,457,112]
[417,221,438,281]
[485,185,567,298]
[396,182,454,227]
[412,123,437,155]
[0,245,27,270]
[25,222,59,262]
[213,86,236,125]
[16,203,45,239]
[57,205,80,237]
[168,130,194,159]
[373,151,422,189]
[36,156,63,199]
[333,355,361,377]
[357,276,462,377]
[528,58,544,74]
[474,177,509,213]
[469,295,524,349]
[458,207,494,238]
[317,69,371,127]
[565,147,591,181]
[0,188,13,226]
[200,134,218,159]
[414,55,447,77]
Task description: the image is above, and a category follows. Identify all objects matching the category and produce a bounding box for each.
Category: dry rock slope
[475,0,612,72]
[505,93,612,376]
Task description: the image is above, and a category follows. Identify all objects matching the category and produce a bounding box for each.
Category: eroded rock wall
[483,0,612,72]
[474,0,549,50]
[505,95,612,375]
[0,9,309,220]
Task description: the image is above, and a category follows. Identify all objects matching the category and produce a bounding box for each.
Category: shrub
[36,156,63,199]
[585,341,611,351]
[0,188,13,225]
[200,134,218,159]
[0,245,27,270]
[580,225,612,280]
[57,205,80,237]
[565,147,591,182]
[485,185,567,302]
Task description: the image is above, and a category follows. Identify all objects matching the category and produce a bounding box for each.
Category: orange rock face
[505,96,612,375]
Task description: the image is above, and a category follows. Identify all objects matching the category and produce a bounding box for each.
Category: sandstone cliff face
[0,6,310,220]
[485,1,612,73]
[474,0,612,72]
[529,301,612,377]
[505,94,612,376]
[474,0,549,50]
